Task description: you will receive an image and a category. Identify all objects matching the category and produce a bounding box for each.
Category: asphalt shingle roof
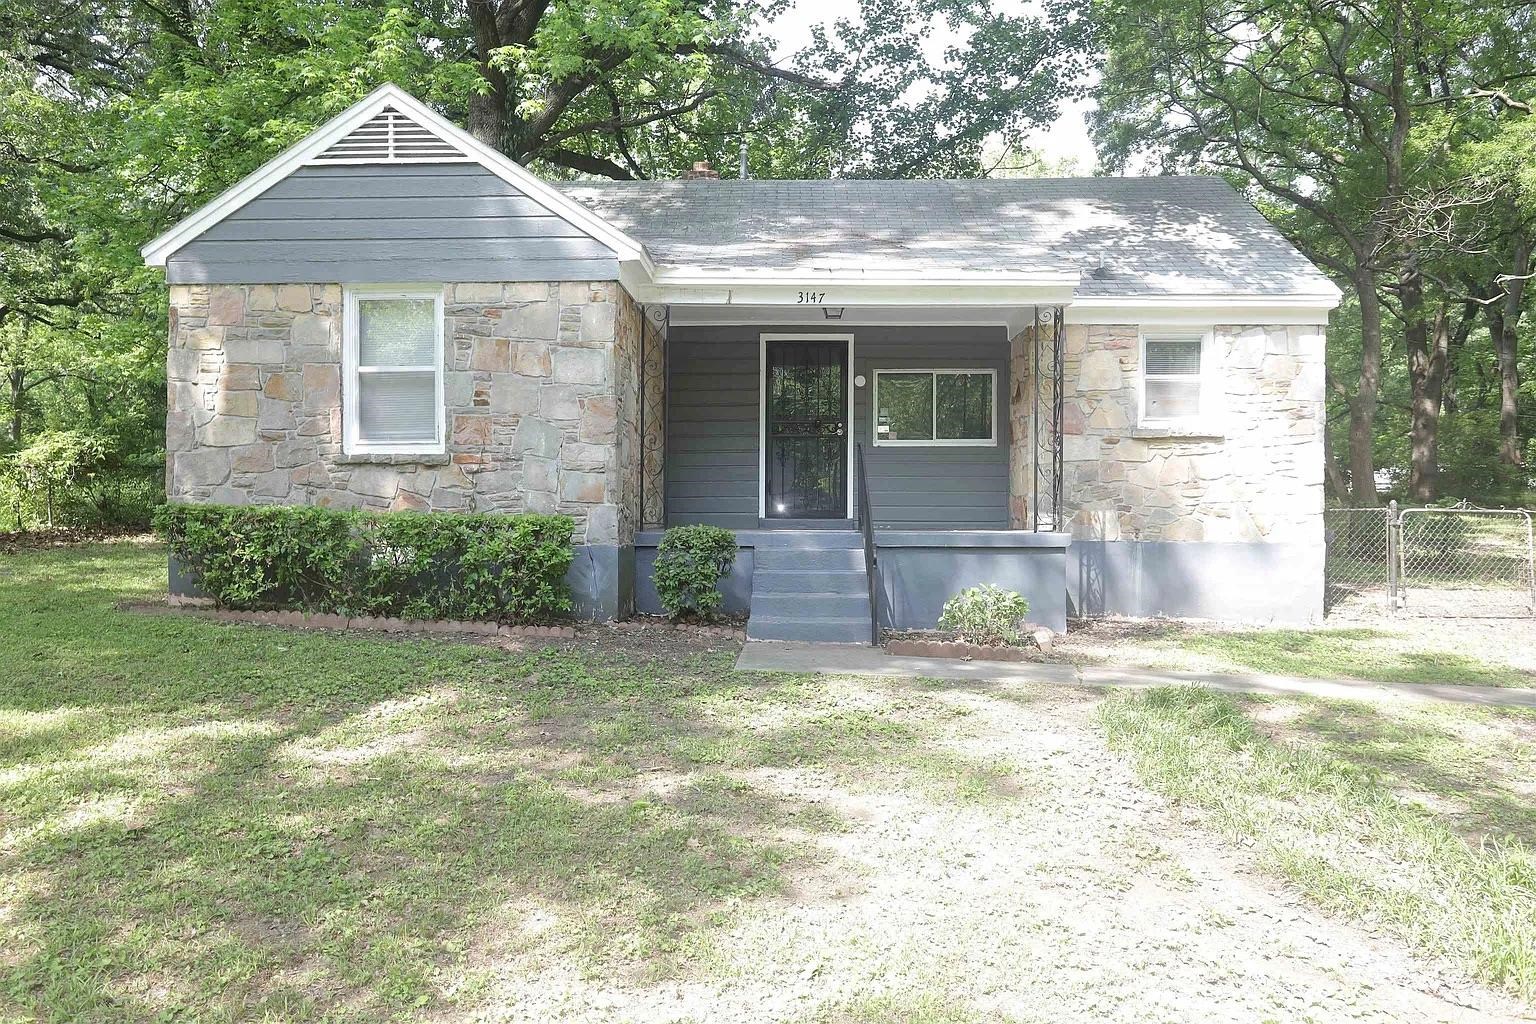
[558,175,1335,298]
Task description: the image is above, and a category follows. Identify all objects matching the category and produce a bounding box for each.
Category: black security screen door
[765,340,848,518]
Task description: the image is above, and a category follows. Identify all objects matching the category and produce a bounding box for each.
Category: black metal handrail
[854,443,880,646]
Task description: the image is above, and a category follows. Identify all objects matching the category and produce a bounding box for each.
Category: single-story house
[145,84,1340,640]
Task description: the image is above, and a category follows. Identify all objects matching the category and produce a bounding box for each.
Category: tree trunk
[7,366,22,445]
[1402,262,1445,502]
[1347,274,1384,506]
[1440,299,1475,416]
[465,0,517,156]
[1495,233,1529,466]
[1323,423,1351,500]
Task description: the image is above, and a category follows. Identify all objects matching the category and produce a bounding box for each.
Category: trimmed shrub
[653,524,738,619]
[154,504,575,622]
[938,583,1030,646]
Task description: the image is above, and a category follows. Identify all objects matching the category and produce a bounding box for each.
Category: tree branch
[536,147,637,179]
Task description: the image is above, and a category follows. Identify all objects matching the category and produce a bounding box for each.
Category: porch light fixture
[822,306,844,320]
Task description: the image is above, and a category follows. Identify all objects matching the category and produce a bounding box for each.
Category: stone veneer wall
[1009,322,1326,544]
[166,280,642,549]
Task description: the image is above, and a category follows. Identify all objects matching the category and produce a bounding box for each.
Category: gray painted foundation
[566,544,634,621]
[1068,539,1323,625]
[874,531,1071,633]
[635,529,1070,634]
[634,532,755,616]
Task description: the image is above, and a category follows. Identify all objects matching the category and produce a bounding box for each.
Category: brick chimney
[681,160,720,180]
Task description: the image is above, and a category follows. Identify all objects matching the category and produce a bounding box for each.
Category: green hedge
[154,504,575,622]
[653,524,738,619]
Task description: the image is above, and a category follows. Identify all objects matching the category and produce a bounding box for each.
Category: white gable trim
[140,83,648,268]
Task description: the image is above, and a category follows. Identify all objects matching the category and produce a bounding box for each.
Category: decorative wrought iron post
[1048,305,1065,532]
[639,304,668,529]
[1027,306,1065,533]
[1030,304,1041,532]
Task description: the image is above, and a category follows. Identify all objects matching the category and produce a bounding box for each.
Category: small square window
[1141,335,1205,425]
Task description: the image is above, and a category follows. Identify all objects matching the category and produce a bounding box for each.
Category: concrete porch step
[746,615,872,644]
[754,547,865,571]
[752,568,867,593]
[754,530,864,551]
[746,530,876,645]
[750,591,871,619]
[758,518,856,531]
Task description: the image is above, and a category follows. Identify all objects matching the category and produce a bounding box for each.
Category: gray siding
[666,327,762,530]
[166,164,619,285]
[664,324,1010,530]
[854,326,1010,529]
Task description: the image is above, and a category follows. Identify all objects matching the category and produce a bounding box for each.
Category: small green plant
[938,583,1030,646]
[3,430,111,528]
[154,503,575,622]
[652,524,738,619]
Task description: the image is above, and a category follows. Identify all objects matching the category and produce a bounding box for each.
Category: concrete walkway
[734,640,1536,709]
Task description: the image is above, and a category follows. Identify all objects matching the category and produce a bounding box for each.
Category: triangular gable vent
[308,106,471,164]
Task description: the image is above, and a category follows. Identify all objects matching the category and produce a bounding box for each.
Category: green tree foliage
[1089,0,1536,504]
[0,0,1086,529]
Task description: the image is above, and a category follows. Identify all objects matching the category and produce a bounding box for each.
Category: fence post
[1387,499,1399,611]
[1526,511,1536,618]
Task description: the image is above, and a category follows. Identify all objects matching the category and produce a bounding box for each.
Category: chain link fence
[1325,502,1536,618]
[1323,507,1395,614]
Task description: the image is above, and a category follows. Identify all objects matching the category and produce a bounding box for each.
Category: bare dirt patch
[0,528,155,553]
[441,677,1531,1023]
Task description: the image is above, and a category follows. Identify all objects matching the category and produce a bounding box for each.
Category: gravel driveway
[455,675,1531,1023]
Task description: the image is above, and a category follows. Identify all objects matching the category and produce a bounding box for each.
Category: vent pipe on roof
[739,141,749,180]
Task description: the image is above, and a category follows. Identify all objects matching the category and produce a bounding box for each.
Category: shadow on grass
[3,654,853,1020]
[1275,699,1536,849]
[1128,622,1533,688]
[2,542,1049,1021]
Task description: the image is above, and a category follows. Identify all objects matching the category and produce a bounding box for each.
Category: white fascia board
[1066,292,1341,326]
[142,83,648,267]
[624,267,1080,308]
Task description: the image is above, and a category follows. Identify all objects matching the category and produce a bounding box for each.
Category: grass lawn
[1100,686,1536,1000]
[4,540,1535,1022]
[0,543,1014,1022]
[1059,618,1536,688]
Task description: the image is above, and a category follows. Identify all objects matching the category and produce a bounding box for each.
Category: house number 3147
[796,290,827,304]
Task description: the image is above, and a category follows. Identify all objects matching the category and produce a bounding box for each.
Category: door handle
[837,425,846,437]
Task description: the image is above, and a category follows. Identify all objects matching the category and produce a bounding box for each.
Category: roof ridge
[556,174,1229,187]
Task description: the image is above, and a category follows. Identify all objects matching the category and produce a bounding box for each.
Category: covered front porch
[623,289,1076,638]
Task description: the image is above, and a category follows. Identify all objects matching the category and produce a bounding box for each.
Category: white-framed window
[873,368,997,446]
[342,286,445,455]
[1139,331,1210,426]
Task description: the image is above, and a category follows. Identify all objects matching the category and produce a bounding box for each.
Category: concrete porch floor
[734,640,1536,709]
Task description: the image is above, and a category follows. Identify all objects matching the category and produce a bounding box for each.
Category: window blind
[1143,337,1203,421]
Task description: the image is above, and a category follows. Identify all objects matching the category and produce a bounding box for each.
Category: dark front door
[765,339,848,518]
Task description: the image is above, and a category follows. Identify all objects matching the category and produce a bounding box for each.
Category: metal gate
[1398,505,1536,618]
[1325,502,1536,618]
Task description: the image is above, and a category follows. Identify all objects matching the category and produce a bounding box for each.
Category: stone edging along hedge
[165,596,748,641]
[168,596,577,637]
